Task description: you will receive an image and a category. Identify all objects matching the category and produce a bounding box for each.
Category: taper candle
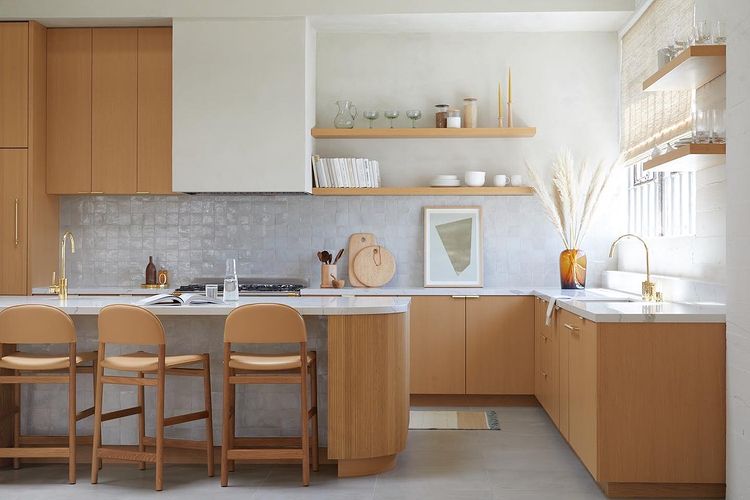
[508,67,512,103]
[498,81,503,127]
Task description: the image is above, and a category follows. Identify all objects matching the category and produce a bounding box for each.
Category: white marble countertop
[0,295,410,316]
[32,287,175,296]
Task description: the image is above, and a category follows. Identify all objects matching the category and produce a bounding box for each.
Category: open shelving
[311,127,536,139]
[643,45,726,92]
[311,186,534,196]
[643,143,726,172]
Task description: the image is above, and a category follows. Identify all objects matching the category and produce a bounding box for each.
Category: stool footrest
[101,375,157,386]
[163,410,209,427]
[76,406,95,421]
[0,375,68,384]
[142,436,209,450]
[97,447,156,463]
[101,405,142,422]
[229,375,301,384]
[227,448,305,460]
[0,447,70,458]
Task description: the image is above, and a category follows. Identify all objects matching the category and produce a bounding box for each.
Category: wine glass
[384,110,400,128]
[363,110,379,129]
[406,109,422,128]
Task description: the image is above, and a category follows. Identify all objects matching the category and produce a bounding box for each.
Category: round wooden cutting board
[352,245,396,287]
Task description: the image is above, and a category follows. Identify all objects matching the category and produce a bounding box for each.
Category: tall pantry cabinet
[0,22,58,295]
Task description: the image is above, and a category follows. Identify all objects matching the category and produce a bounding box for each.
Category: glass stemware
[363,110,379,129]
[712,21,726,44]
[384,110,400,129]
[406,109,422,128]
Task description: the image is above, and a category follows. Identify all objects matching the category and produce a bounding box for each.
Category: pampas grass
[527,149,617,250]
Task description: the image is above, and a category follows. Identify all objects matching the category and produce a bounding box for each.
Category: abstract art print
[423,207,483,287]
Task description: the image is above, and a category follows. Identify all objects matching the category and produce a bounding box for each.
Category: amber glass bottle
[559,249,586,289]
[145,256,157,285]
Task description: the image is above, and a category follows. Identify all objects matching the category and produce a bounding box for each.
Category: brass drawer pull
[563,323,580,335]
[451,295,480,299]
[14,198,19,246]
[541,371,548,378]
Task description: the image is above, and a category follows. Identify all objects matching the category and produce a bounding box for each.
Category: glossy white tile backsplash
[59,194,622,288]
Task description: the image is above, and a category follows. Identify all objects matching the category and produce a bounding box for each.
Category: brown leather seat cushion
[0,351,97,371]
[101,351,203,372]
[228,352,313,371]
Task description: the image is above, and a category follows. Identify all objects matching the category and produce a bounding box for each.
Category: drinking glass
[406,109,422,128]
[674,27,690,53]
[711,109,726,143]
[712,21,727,44]
[694,21,711,45]
[363,110,379,128]
[693,110,710,144]
[384,110,400,128]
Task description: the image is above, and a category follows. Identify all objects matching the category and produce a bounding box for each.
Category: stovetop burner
[175,278,307,296]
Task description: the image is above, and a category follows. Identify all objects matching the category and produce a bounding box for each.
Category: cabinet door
[536,298,560,426]
[92,28,137,194]
[558,308,570,438]
[410,296,466,394]
[47,28,92,194]
[0,23,28,148]
[534,297,546,405]
[0,150,28,294]
[137,27,172,194]
[563,312,598,477]
[466,296,534,394]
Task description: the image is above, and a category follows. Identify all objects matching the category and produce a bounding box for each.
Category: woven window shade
[621,0,695,160]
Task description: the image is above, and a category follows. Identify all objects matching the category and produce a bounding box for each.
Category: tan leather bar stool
[0,304,96,484]
[91,304,214,491]
[221,303,319,487]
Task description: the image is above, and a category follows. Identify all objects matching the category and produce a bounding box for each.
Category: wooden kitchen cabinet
[410,296,466,394]
[47,28,92,194]
[0,150,28,294]
[0,23,28,148]
[137,27,172,194]
[534,297,559,425]
[47,27,172,195]
[92,28,138,194]
[466,296,534,394]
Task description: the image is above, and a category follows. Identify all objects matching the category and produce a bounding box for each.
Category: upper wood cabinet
[0,150,28,294]
[410,296,466,394]
[47,27,172,195]
[137,28,172,194]
[92,28,138,194]
[0,23,29,148]
[47,28,92,194]
[466,296,534,394]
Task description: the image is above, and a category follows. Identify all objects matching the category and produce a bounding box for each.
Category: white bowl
[435,174,459,180]
[431,178,461,187]
[464,171,486,187]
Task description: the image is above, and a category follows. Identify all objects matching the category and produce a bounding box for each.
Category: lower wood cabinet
[409,296,466,394]
[534,297,559,425]
[0,150,28,294]
[466,296,534,394]
[410,295,534,395]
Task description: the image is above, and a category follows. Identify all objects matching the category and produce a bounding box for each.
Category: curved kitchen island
[0,295,411,477]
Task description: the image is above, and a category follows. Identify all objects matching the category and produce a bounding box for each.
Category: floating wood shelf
[311,127,536,139]
[311,186,534,196]
[643,143,726,172]
[643,45,726,91]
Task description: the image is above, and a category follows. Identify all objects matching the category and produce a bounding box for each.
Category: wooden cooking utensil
[348,233,377,287]
[352,245,396,288]
[333,248,345,265]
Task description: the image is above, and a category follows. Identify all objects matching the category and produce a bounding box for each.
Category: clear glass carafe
[333,100,358,129]
[223,258,239,302]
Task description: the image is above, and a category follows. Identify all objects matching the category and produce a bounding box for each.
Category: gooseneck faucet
[49,231,75,298]
[608,233,662,302]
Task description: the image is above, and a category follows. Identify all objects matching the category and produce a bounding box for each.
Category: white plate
[430,179,461,187]
[434,174,459,180]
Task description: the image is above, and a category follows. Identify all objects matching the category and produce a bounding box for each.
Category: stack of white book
[312,155,381,188]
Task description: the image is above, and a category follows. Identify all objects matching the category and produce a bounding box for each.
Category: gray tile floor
[0,407,716,499]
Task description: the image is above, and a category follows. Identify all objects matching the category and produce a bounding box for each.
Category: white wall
[719,0,750,497]
[315,32,622,188]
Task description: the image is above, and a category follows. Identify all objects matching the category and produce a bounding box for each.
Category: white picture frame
[423,206,483,287]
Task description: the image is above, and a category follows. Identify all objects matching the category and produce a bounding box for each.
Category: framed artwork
[423,206,483,287]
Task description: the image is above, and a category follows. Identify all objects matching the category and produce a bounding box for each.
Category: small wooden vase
[321,264,337,288]
[559,249,587,289]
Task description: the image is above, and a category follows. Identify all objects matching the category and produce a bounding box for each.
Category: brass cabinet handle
[563,323,580,335]
[14,198,19,246]
[541,371,548,378]
[451,295,480,299]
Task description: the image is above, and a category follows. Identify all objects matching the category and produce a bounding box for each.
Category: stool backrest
[0,304,76,344]
[98,304,165,345]
[224,303,306,344]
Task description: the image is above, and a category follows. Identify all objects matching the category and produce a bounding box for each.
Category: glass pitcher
[333,100,358,129]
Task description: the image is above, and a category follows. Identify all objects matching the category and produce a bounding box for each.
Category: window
[628,160,696,237]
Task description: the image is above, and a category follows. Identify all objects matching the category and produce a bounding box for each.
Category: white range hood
[172,17,315,193]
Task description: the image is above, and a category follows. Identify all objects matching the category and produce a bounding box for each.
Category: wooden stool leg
[300,345,310,487]
[91,346,105,484]
[221,345,231,487]
[68,345,77,484]
[91,359,101,470]
[12,370,20,470]
[310,358,319,472]
[228,367,236,473]
[155,347,166,492]
[202,355,215,478]
[137,371,146,470]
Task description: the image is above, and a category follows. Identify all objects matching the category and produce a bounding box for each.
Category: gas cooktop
[175,278,307,296]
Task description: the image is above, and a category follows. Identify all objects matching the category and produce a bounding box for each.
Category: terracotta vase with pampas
[527,149,616,289]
